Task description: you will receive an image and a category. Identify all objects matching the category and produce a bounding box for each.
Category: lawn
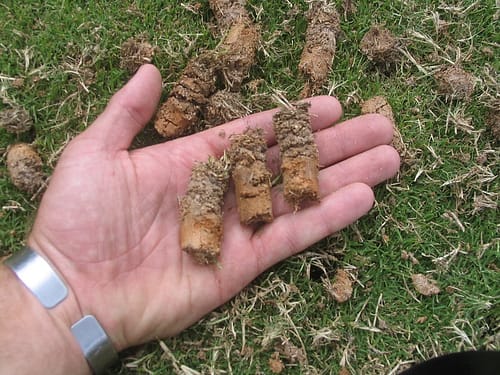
[0,1,498,374]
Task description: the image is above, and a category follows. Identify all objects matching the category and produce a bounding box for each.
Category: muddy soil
[180,157,229,264]
[273,102,319,208]
[6,143,44,193]
[299,1,340,98]
[228,128,273,225]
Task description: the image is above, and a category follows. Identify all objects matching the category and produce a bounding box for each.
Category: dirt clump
[411,273,440,296]
[360,96,406,156]
[154,52,218,139]
[0,107,33,134]
[485,102,500,141]
[6,143,44,194]
[268,352,285,374]
[326,268,353,303]
[228,128,273,225]
[274,339,307,364]
[204,90,250,128]
[216,19,260,90]
[434,65,475,100]
[299,1,340,98]
[209,0,248,33]
[180,157,229,265]
[360,25,400,64]
[120,35,155,74]
[273,102,319,208]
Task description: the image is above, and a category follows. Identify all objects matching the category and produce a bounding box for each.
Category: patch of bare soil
[486,102,500,141]
[6,143,44,193]
[228,128,273,225]
[434,65,475,100]
[154,52,218,139]
[360,96,406,156]
[326,268,353,303]
[203,90,250,128]
[180,157,229,265]
[411,273,440,296]
[360,25,400,65]
[0,107,32,134]
[273,102,319,208]
[120,35,155,74]
[299,1,340,98]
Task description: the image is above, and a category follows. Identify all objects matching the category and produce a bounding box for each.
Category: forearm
[0,264,90,375]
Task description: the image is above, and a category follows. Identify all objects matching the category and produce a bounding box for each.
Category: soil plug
[180,157,230,265]
[209,0,260,91]
[204,90,250,128]
[6,143,44,194]
[273,102,319,208]
[154,52,218,139]
[0,107,33,134]
[228,128,273,225]
[360,25,400,65]
[299,1,340,98]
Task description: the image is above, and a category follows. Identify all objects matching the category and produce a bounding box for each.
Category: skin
[0,64,400,374]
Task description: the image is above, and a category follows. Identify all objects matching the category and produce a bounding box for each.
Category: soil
[486,102,500,141]
[6,143,44,194]
[120,35,155,74]
[273,102,319,208]
[180,157,229,265]
[209,0,248,34]
[360,96,406,156]
[0,107,33,134]
[268,352,285,374]
[411,273,440,296]
[274,340,306,364]
[434,65,476,100]
[217,20,260,90]
[154,52,218,139]
[299,1,340,98]
[327,268,353,303]
[360,25,400,64]
[204,91,250,127]
[228,128,273,225]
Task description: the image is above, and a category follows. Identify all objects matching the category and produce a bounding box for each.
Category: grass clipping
[180,157,229,265]
[273,102,319,208]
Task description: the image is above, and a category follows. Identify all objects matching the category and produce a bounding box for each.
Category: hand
[28,65,400,351]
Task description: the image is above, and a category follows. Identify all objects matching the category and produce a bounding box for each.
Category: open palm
[28,65,399,351]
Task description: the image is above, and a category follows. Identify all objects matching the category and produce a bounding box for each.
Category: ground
[0,1,498,374]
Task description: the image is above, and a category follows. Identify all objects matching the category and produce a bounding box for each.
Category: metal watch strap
[5,247,68,308]
[71,315,118,374]
[5,247,118,374]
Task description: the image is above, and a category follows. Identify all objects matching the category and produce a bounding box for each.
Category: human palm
[28,65,399,351]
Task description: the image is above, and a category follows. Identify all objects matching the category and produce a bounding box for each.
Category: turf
[0,1,498,374]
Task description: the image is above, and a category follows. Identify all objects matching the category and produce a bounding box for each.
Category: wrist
[0,264,90,375]
[27,235,128,351]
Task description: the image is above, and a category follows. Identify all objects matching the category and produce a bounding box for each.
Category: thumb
[81,64,162,151]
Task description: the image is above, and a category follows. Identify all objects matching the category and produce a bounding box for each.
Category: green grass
[1,0,498,374]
